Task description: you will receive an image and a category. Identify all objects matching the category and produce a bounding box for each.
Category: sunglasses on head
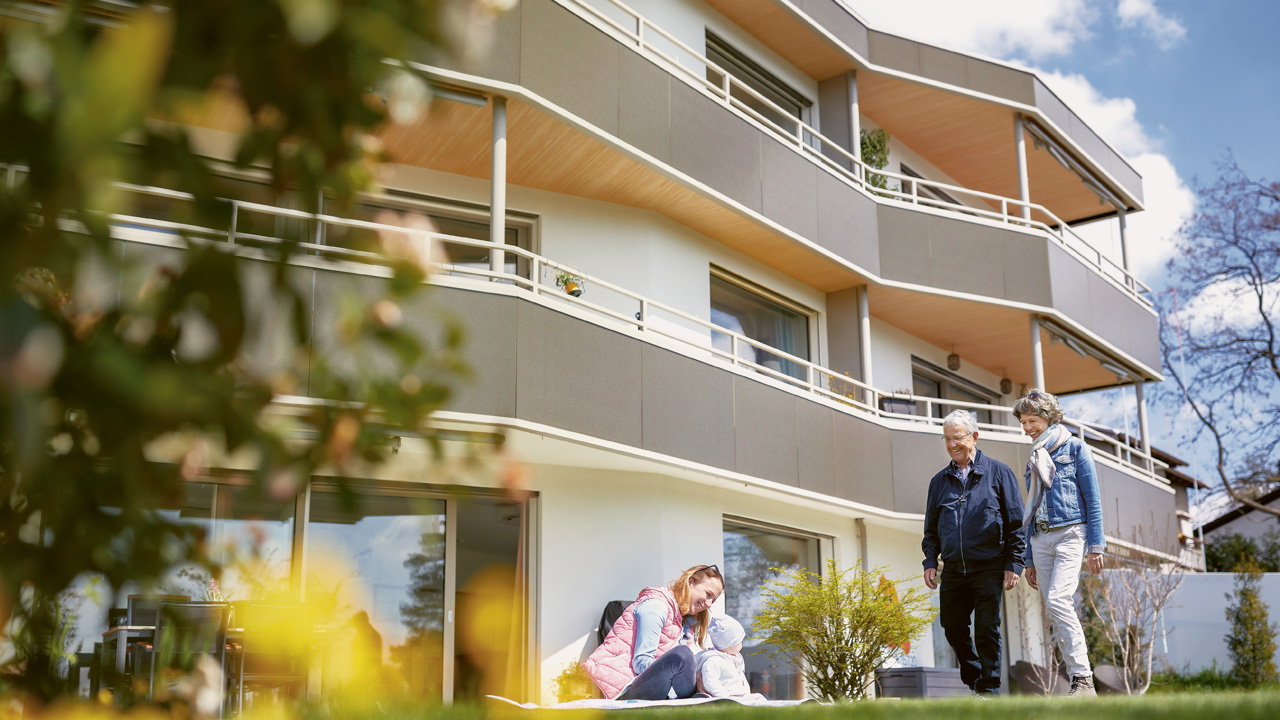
[699,564,721,578]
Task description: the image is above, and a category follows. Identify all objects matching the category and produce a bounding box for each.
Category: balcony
[95,182,1170,488]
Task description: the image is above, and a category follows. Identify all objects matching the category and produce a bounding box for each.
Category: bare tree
[1161,160,1280,517]
[1012,584,1065,695]
[1080,537,1186,693]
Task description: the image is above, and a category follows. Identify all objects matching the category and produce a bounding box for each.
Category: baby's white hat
[708,615,746,650]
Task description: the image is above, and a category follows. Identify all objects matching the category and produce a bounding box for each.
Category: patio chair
[231,603,310,712]
[140,601,232,716]
[126,594,191,627]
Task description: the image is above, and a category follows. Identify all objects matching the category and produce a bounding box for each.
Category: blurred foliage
[859,128,891,192]
[1206,530,1280,573]
[0,0,513,699]
[751,560,935,701]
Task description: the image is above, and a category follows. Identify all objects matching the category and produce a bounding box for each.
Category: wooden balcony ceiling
[378,96,868,292]
[704,0,1118,225]
[869,284,1128,395]
[702,0,854,80]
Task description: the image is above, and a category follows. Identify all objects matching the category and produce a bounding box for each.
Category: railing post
[910,178,918,203]
[227,201,239,245]
[636,17,644,47]
[638,298,648,330]
[730,335,740,367]
[530,257,541,295]
[1000,198,1008,223]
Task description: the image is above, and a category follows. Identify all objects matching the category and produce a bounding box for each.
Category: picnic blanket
[485,694,814,710]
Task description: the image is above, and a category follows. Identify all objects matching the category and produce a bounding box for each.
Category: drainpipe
[1014,115,1031,222]
[1135,381,1152,471]
[490,95,507,276]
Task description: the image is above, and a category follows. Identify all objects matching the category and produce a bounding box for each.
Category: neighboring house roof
[1202,486,1280,535]
[1078,422,1209,489]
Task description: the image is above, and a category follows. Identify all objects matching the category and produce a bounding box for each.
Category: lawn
[293,693,1280,720]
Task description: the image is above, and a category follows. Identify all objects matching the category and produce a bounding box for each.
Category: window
[323,193,536,280]
[705,31,811,137]
[899,163,961,207]
[723,519,823,700]
[909,357,999,425]
[709,271,812,382]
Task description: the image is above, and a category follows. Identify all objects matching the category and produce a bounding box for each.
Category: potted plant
[555,269,585,297]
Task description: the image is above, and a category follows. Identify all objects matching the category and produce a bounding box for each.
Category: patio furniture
[231,603,310,711]
[137,601,232,716]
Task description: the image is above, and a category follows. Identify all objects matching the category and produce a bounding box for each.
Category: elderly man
[922,409,1025,696]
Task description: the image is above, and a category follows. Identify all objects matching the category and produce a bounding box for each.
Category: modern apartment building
[59,0,1202,704]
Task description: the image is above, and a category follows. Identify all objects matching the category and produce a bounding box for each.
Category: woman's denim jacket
[1024,434,1106,568]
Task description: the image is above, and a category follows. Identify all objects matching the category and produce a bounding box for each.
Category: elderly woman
[1013,389,1105,698]
[583,565,723,701]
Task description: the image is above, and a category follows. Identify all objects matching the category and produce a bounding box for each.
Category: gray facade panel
[1047,243,1093,325]
[817,73,853,170]
[799,0,870,58]
[516,301,643,446]
[640,344,735,469]
[825,287,862,380]
[967,58,1035,105]
[926,215,1006,297]
[431,1,521,83]
[918,46,969,89]
[1000,233,1054,307]
[520,0,620,136]
[891,431,944,515]
[833,413,895,510]
[796,401,837,497]
[618,50,672,164]
[669,81,763,213]
[426,287,519,418]
[816,172,879,273]
[876,205,932,286]
[733,377,799,486]
[868,31,920,75]
[760,136,819,241]
[1097,465,1179,551]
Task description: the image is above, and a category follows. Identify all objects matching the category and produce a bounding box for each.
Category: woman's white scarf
[1022,423,1070,529]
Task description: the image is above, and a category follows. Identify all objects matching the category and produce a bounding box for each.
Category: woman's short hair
[942,409,978,435]
[1012,388,1065,425]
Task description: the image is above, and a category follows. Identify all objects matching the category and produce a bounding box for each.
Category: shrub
[1225,558,1279,687]
[751,560,935,701]
[551,661,597,702]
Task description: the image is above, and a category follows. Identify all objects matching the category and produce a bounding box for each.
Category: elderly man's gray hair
[942,409,978,435]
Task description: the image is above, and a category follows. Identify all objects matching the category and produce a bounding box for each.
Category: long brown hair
[669,565,723,647]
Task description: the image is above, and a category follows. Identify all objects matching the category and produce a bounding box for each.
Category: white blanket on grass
[485,694,815,709]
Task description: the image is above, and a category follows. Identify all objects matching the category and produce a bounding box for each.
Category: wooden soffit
[702,0,855,79]
[867,284,1133,394]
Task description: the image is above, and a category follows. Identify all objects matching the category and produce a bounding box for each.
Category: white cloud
[840,0,1097,61]
[1117,0,1187,49]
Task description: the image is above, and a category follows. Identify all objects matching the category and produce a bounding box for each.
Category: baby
[695,615,750,697]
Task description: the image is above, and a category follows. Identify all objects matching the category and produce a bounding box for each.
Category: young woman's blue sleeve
[630,599,667,675]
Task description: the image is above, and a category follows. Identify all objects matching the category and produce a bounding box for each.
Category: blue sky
[843,0,1280,508]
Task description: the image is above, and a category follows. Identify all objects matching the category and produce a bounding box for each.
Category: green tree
[859,128,891,192]
[751,560,935,701]
[0,0,508,698]
[1225,557,1279,687]
[1206,531,1280,573]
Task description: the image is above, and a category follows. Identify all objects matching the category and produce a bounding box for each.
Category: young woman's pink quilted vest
[583,586,685,700]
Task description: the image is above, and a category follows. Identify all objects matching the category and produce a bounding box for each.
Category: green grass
[299,692,1280,720]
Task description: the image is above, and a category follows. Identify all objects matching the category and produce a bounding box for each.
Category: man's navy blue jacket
[922,450,1026,574]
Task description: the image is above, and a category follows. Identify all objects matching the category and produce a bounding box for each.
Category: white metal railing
[562,0,1153,306]
[88,180,1170,486]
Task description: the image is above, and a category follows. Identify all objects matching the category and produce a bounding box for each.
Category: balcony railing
[89,181,1170,487]
[560,0,1152,307]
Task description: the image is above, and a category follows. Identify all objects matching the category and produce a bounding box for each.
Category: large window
[710,271,812,381]
[705,31,811,137]
[722,519,823,700]
[909,357,998,425]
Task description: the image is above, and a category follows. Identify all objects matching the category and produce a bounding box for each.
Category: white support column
[1014,115,1031,221]
[1030,315,1045,391]
[848,70,861,176]
[858,285,874,406]
[1117,207,1133,288]
[489,95,508,276]
[1135,381,1152,469]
